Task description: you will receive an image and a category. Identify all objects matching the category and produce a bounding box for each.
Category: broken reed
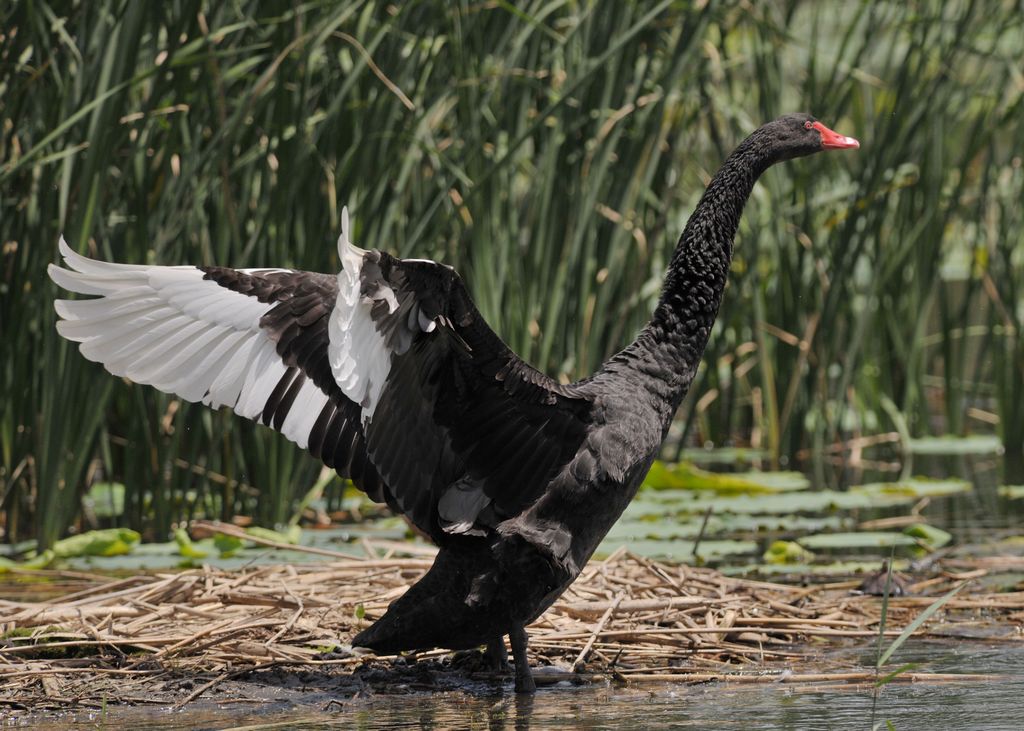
[2,1,1023,547]
[0,548,1014,709]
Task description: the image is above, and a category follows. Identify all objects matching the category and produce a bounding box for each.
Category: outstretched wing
[48,235,388,504]
[49,219,593,541]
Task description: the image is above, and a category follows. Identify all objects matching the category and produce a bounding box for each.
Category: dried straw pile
[2,544,1022,710]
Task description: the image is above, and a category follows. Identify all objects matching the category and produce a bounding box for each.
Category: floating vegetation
[605,514,844,544]
[675,447,768,465]
[907,435,1004,456]
[597,471,972,565]
[851,478,973,501]
[51,528,140,559]
[731,559,914,577]
[798,532,921,551]
[1,467,980,576]
[0,552,54,573]
[762,540,816,565]
[998,486,1024,500]
[174,527,211,559]
[596,538,759,561]
[903,523,954,550]
[799,524,952,553]
[643,461,809,493]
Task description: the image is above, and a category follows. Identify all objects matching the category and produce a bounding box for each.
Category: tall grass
[2,1,1022,547]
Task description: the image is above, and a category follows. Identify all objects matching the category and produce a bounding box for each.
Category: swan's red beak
[812,121,859,150]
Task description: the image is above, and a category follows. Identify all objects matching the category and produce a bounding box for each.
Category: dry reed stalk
[2,550,1021,710]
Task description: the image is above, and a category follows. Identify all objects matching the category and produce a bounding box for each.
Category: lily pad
[798,531,918,550]
[852,477,972,503]
[716,513,846,533]
[903,523,952,550]
[306,522,411,545]
[0,549,55,572]
[52,529,140,558]
[213,533,244,557]
[619,496,700,517]
[627,489,835,516]
[604,519,710,542]
[989,536,1024,549]
[133,541,180,556]
[678,490,876,515]
[763,540,815,564]
[677,447,768,465]
[246,525,302,545]
[614,505,845,537]
[643,461,809,493]
[175,528,210,559]
[597,538,757,561]
[908,434,1003,455]
[728,559,912,577]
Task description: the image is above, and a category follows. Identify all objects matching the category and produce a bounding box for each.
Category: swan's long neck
[604,134,775,414]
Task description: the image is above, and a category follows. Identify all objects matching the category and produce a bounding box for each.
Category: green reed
[2,1,1022,547]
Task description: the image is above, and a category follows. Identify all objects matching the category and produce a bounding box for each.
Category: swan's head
[761,113,860,161]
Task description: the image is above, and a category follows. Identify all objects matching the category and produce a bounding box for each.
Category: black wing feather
[201,251,594,543]
[201,267,391,503]
[358,252,594,539]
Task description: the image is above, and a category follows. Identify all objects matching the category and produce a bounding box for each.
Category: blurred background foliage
[1,0,1022,548]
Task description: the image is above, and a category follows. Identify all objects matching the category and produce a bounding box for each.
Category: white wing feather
[50,237,326,449]
[328,207,394,424]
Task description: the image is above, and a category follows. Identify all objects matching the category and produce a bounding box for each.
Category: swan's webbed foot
[509,624,536,694]
[484,635,509,672]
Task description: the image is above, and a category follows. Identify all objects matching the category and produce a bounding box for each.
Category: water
[9,642,1024,729]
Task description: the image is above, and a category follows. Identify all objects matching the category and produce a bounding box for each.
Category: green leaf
[762,540,815,565]
[676,447,768,465]
[798,532,918,550]
[902,523,952,550]
[731,559,911,577]
[245,525,301,545]
[597,538,757,561]
[997,485,1024,500]
[0,549,56,572]
[213,533,244,557]
[643,461,809,493]
[661,489,882,516]
[174,528,209,559]
[853,478,972,500]
[878,583,965,667]
[907,435,1002,455]
[875,661,920,687]
[604,519,709,542]
[52,529,140,558]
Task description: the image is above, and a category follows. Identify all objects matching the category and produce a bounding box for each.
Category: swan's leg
[484,636,509,671]
[509,624,536,693]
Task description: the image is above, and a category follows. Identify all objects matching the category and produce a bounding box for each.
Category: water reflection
[15,642,1024,730]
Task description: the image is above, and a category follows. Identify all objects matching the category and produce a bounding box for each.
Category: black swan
[49,113,858,693]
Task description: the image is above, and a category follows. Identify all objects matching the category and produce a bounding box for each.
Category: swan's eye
[804,120,813,130]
